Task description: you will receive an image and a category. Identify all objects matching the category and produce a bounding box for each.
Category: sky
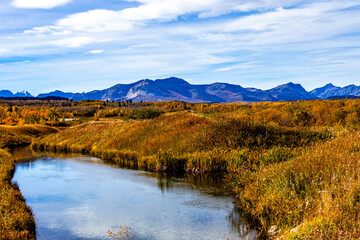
[0,0,360,95]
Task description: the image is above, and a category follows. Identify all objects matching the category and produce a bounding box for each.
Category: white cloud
[224,1,360,33]
[54,9,134,33]
[216,62,262,72]
[12,0,72,9]
[0,49,9,55]
[53,37,97,48]
[122,0,309,20]
[24,0,311,35]
[25,9,134,35]
[121,0,222,21]
[200,0,360,47]
[88,49,104,54]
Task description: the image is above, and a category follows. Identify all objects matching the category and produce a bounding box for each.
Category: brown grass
[0,124,61,239]
[31,113,328,174]
[0,149,36,239]
[23,99,360,239]
[230,130,360,239]
[0,125,59,148]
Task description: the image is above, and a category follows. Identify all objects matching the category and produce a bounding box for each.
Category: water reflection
[153,173,228,196]
[12,150,257,240]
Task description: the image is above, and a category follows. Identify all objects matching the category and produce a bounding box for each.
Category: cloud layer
[1,0,360,94]
[12,0,72,9]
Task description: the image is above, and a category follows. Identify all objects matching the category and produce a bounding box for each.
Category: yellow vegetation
[0,149,35,239]
[234,131,360,239]
[4,99,360,239]
[0,125,59,148]
[0,124,60,239]
[32,112,328,173]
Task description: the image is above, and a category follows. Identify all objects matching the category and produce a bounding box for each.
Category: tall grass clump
[197,118,331,150]
[125,108,164,120]
[229,131,360,239]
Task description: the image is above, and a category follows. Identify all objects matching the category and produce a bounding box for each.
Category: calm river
[12,149,256,240]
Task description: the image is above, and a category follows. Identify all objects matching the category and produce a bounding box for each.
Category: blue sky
[0,0,360,95]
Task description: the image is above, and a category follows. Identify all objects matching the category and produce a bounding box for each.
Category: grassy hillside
[0,125,59,148]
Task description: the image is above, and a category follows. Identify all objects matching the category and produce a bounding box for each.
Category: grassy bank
[229,130,360,239]
[0,125,59,239]
[31,113,329,173]
[0,149,36,239]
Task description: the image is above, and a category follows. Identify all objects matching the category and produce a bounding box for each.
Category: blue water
[13,153,256,240]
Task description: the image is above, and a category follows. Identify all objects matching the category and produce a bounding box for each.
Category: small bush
[126,108,163,120]
[197,119,331,150]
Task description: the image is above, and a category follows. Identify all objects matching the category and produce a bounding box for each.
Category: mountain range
[0,90,33,98]
[2,77,360,103]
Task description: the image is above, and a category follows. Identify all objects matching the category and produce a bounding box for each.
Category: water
[12,150,256,240]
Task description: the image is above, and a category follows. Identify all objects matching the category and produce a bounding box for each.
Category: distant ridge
[33,77,313,103]
[0,96,68,100]
[1,78,360,103]
[311,84,360,99]
[326,95,360,100]
[37,90,73,99]
[0,90,34,98]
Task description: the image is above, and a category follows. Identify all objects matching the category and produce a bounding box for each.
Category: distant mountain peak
[285,82,296,85]
[155,77,190,85]
[0,90,15,97]
[136,81,151,87]
[266,82,315,101]
[15,91,33,97]
[311,83,342,99]
[284,82,304,88]
[324,83,336,87]
[270,82,307,92]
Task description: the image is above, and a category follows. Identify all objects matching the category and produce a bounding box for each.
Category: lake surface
[12,150,256,240]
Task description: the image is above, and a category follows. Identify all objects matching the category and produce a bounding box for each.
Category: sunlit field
[1,99,360,238]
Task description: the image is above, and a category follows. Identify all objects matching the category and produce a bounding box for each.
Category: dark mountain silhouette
[0,96,68,100]
[0,90,14,97]
[37,90,74,99]
[326,95,360,100]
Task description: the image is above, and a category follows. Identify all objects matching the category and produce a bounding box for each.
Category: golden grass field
[2,99,360,239]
